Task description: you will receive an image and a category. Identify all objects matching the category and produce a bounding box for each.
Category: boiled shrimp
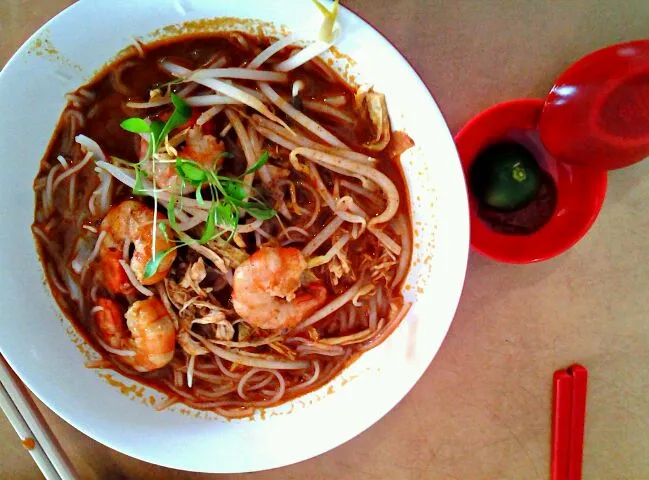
[232,247,327,330]
[140,125,225,191]
[99,200,175,294]
[94,297,175,372]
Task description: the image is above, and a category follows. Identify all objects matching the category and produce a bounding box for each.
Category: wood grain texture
[1,1,648,478]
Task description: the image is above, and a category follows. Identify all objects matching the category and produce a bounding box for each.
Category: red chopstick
[551,364,588,480]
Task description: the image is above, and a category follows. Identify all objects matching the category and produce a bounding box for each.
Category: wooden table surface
[2,1,649,478]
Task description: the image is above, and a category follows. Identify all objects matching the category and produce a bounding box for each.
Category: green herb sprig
[120,93,191,195]
[143,152,275,278]
[118,95,275,279]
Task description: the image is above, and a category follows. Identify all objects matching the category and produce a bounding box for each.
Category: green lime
[469,142,542,211]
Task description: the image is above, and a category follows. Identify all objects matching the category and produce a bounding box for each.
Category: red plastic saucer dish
[540,39,649,170]
[455,99,608,264]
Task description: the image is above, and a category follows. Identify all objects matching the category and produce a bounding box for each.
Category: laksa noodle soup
[32,26,415,418]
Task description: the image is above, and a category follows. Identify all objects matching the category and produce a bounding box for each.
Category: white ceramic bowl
[0,0,468,473]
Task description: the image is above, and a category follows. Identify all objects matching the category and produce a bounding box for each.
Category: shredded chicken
[207,238,249,268]
[355,86,391,151]
[179,258,208,296]
[191,309,227,326]
[165,279,192,310]
[214,321,236,341]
